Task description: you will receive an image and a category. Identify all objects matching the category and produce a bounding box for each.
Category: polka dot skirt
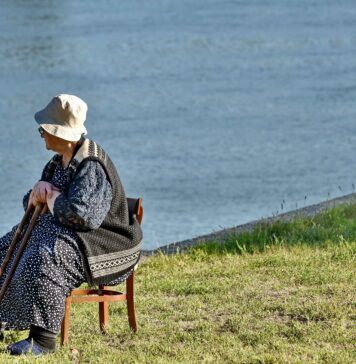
[0,164,86,333]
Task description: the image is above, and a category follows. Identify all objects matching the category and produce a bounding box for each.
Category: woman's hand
[32,181,59,203]
[29,182,60,208]
[46,190,62,215]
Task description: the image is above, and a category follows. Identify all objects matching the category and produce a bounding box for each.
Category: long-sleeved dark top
[24,160,113,231]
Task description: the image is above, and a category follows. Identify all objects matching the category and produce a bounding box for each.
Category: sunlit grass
[0,205,355,363]
[193,204,356,255]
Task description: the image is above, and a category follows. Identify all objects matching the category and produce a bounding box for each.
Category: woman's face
[39,127,68,153]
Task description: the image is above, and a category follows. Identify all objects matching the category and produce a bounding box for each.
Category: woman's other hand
[46,190,61,215]
[32,181,58,203]
[29,182,61,208]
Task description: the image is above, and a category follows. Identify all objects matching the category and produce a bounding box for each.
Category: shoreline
[142,192,356,256]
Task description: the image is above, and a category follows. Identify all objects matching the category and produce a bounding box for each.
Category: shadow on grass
[191,204,356,255]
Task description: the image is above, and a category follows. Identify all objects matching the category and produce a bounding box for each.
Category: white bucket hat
[34,94,88,142]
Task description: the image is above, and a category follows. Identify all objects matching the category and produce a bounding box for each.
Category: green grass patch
[192,204,356,255]
[0,204,355,363]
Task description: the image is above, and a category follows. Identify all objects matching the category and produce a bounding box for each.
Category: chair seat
[69,288,127,303]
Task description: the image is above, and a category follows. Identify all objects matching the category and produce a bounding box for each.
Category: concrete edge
[141,192,356,256]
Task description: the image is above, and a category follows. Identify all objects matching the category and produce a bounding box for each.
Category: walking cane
[0,203,46,302]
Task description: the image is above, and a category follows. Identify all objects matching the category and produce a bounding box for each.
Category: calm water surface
[1,1,356,249]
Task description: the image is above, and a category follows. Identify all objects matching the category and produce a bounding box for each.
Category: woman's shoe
[7,338,53,356]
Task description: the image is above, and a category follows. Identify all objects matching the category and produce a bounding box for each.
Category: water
[1,0,356,249]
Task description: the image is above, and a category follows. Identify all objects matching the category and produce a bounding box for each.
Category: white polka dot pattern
[0,164,86,333]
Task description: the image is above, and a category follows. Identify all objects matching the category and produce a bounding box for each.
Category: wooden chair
[60,197,144,345]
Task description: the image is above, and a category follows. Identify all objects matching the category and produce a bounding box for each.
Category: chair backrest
[127,197,144,225]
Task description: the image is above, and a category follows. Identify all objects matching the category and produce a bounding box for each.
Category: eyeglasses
[38,127,45,136]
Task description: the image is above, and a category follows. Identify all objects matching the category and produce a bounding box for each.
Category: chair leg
[99,284,109,333]
[126,272,137,332]
[61,296,72,346]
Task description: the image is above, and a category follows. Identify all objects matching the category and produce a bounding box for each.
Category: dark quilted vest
[42,138,142,285]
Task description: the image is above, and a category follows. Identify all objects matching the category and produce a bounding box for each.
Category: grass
[0,205,355,363]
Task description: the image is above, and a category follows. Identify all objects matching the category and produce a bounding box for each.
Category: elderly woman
[0,94,142,355]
